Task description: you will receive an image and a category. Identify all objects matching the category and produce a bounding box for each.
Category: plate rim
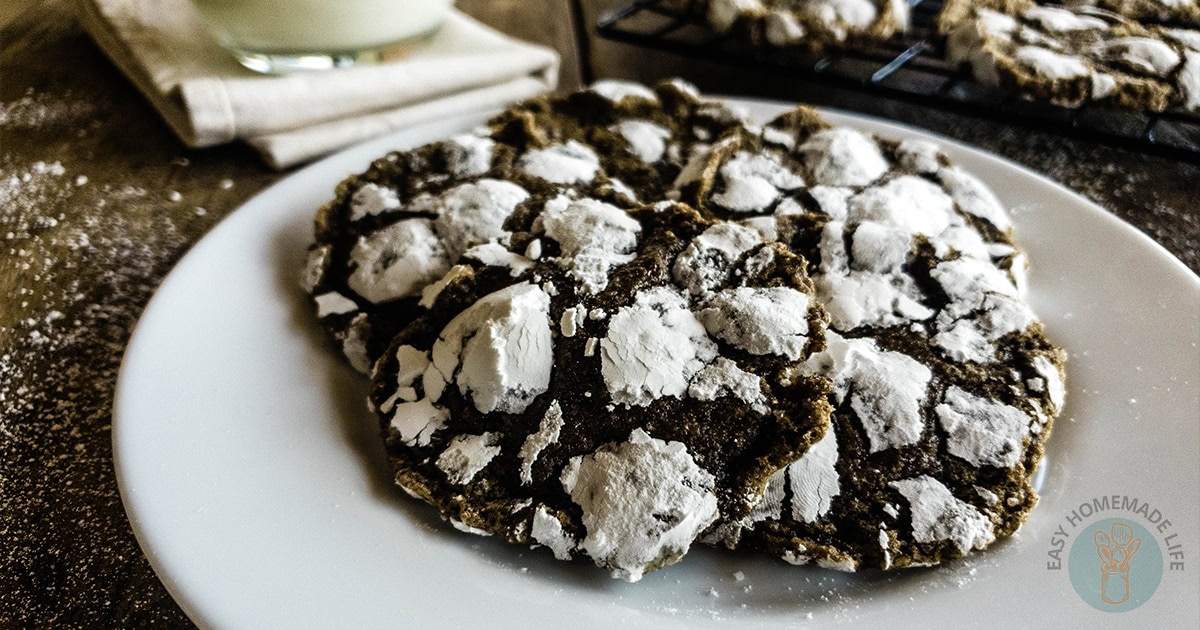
[111,98,1200,628]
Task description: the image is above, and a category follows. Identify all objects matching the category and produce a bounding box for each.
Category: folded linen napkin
[78,0,560,168]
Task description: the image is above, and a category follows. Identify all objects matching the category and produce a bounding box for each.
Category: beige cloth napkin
[77,0,560,168]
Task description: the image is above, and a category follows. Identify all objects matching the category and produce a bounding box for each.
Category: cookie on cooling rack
[939,0,1200,112]
[1061,0,1200,26]
[672,105,1066,570]
[301,80,748,372]
[367,197,833,582]
[671,0,910,49]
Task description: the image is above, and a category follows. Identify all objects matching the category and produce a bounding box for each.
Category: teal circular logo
[1068,518,1162,612]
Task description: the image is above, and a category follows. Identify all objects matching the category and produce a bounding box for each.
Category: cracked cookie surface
[939,0,1200,112]
[671,0,911,50]
[368,199,831,581]
[674,103,1066,570]
[302,79,1066,579]
[302,80,748,372]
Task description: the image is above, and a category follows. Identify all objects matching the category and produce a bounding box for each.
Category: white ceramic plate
[114,100,1200,629]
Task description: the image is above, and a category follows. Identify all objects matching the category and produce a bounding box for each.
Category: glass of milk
[191,0,456,74]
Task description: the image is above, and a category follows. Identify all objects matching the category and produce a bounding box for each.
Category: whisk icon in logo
[1069,518,1163,612]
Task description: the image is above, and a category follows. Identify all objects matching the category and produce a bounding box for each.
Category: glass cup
[190,0,456,74]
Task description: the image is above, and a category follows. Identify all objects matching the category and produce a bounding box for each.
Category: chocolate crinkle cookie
[301,79,748,372]
[1061,0,1200,27]
[368,198,832,582]
[668,0,911,49]
[939,0,1200,112]
[300,79,1066,581]
[673,99,1066,570]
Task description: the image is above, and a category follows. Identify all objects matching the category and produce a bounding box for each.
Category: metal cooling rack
[596,0,1200,162]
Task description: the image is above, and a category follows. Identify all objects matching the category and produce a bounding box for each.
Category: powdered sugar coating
[799,128,889,187]
[612,120,672,163]
[300,244,332,294]
[1023,6,1106,32]
[601,287,718,407]
[560,428,719,582]
[941,0,1200,112]
[462,243,534,277]
[739,216,778,240]
[437,432,503,485]
[931,257,1035,363]
[519,401,565,484]
[895,139,943,174]
[347,219,451,304]
[815,221,933,331]
[938,166,1012,232]
[687,357,768,413]
[1034,355,1066,412]
[444,133,496,178]
[531,506,576,560]
[707,0,762,31]
[431,179,530,260]
[787,427,840,523]
[891,476,996,554]
[388,344,431,408]
[425,283,553,414]
[703,0,910,47]
[850,221,914,273]
[341,314,372,373]
[589,79,659,103]
[518,141,601,184]
[315,79,1062,579]
[806,185,853,220]
[672,223,763,295]
[711,151,805,212]
[355,176,832,580]
[804,332,931,452]
[559,307,581,337]
[390,398,449,447]
[699,287,811,359]
[538,196,641,294]
[671,96,1064,570]
[937,386,1031,467]
[419,265,471,309]
[313,291,357,317]
[846,175,959,236]
[349,183,402,221]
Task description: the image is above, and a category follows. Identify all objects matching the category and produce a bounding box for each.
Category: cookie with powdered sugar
[304,79,1068,575]
[490,78,751,204]
[671,0,910,50]
[673,106,1066,570]
[939,0,1200,112]
[301,132,534,372]
[1060,0,1200,26]
[367,196,833,582]
[302,79,747,373]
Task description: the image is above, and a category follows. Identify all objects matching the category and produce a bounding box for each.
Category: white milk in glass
[192,0,455,72]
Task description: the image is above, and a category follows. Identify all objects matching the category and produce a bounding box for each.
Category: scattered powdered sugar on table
[0,100,257,624]
[0,89,99,130]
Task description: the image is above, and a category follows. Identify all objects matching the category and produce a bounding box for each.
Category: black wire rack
[596,0,1200,162]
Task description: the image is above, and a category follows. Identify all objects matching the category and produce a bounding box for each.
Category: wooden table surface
[1,1,1196,626]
